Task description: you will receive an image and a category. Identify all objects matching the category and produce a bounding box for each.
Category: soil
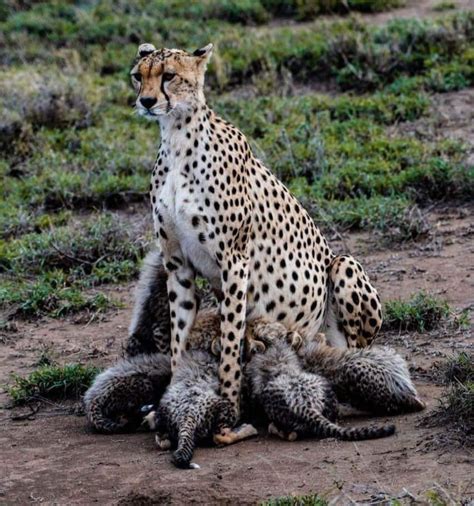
[1,202,472,505]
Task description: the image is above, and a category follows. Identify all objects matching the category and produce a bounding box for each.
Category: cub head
[130,43,213,120]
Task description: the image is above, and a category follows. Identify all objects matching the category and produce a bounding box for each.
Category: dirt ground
[1,202,472,505]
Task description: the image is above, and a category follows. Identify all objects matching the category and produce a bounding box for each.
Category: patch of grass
[383,292,451,332]
[424,352,473,447]
[7,363,100,405]
[261,495,327,506]
[0,68,95,159]
[313,198,431,242]
[0,271,114,319]
[0,214,146,319]
[433,1,457,12]
[440,352,473,385]
[0,214,146,277]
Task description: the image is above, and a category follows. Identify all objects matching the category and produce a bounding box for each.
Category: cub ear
[137,43,156,58]
[193,43,213,61]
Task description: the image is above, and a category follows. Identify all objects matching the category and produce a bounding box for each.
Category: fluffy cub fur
[300,334,425,414]
[85,308,220,433]
[146,350,236,469]
[83,352,171,433]
[246,339,395,441]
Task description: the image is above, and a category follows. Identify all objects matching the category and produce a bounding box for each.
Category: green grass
[440,352,473,385]
[383,292,451,332]
[261,495,327,506]
[433,1,457,12]
[7,363,101,405]
[0,214,147,318]
[1,1,473,318]
[0,214,146,277]
[0,271,114,319]
[424,352,473,447]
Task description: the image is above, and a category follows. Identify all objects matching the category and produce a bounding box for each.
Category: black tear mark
[160,73,171,113]
[193,48,206,57]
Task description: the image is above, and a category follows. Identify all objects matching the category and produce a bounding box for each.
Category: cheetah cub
[246,339,395,441]
[146,350,257,469]
[83,353,171,433]
[84,307,263,434]
[300,333,425,415]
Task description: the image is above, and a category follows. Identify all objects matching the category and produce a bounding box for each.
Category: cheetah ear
[137,43,156,58]
[193,43,213,62]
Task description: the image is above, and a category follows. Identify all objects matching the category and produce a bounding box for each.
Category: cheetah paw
[286,331,304,351]
[213,424,258,445]
[155,434,172,450]
[268,423,298,441]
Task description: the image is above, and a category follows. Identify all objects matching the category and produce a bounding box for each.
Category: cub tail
[307,411,396,441]
[86,400,129,434]
[172,416,198,469]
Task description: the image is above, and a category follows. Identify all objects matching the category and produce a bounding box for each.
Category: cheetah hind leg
[324,255,383,348]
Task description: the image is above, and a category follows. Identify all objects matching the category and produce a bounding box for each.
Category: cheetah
[246,338,395,441]
[86,306,262,434]
[83,352,171,433]
[145,350,257,469]
[124,250,218,358]
[300,333,426,415]
[86,308,220,433]
[131,42,383,423]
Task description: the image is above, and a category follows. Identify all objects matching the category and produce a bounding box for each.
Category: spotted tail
[305,412,395,441]
[86,401,128,434]
[172,416,197,469]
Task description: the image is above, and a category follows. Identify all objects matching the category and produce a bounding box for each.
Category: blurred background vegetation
[0,0,473,319]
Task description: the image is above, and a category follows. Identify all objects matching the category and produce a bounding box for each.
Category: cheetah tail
[306,412,396,441]
[171,416,198,469]
[335,422,396,441]
[87,401,128,434]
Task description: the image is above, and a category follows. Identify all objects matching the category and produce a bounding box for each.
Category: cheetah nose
[140,96,157,109]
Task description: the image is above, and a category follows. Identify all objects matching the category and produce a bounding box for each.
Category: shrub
[261,495,327,506]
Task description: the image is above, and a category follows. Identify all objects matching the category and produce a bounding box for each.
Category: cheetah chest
[153,170,220,286]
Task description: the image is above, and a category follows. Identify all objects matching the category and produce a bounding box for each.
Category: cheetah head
[131,43,213,120]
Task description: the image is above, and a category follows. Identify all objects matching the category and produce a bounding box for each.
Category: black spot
[266,301,276,312]
[180,300,194,310]
[178,278,192,289]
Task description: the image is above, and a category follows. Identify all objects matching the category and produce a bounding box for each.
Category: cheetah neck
[157,104,213,162]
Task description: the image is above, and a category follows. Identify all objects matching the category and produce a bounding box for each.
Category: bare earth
[1,202,472,505]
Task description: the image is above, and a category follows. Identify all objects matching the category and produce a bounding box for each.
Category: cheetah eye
[162,72,176,82]
[132,72,142,82]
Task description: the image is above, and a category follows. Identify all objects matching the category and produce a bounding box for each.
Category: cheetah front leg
[218,252,249,425]
[164,256,197,370]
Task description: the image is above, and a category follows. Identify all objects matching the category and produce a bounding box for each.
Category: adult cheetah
[131,43,382,423]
